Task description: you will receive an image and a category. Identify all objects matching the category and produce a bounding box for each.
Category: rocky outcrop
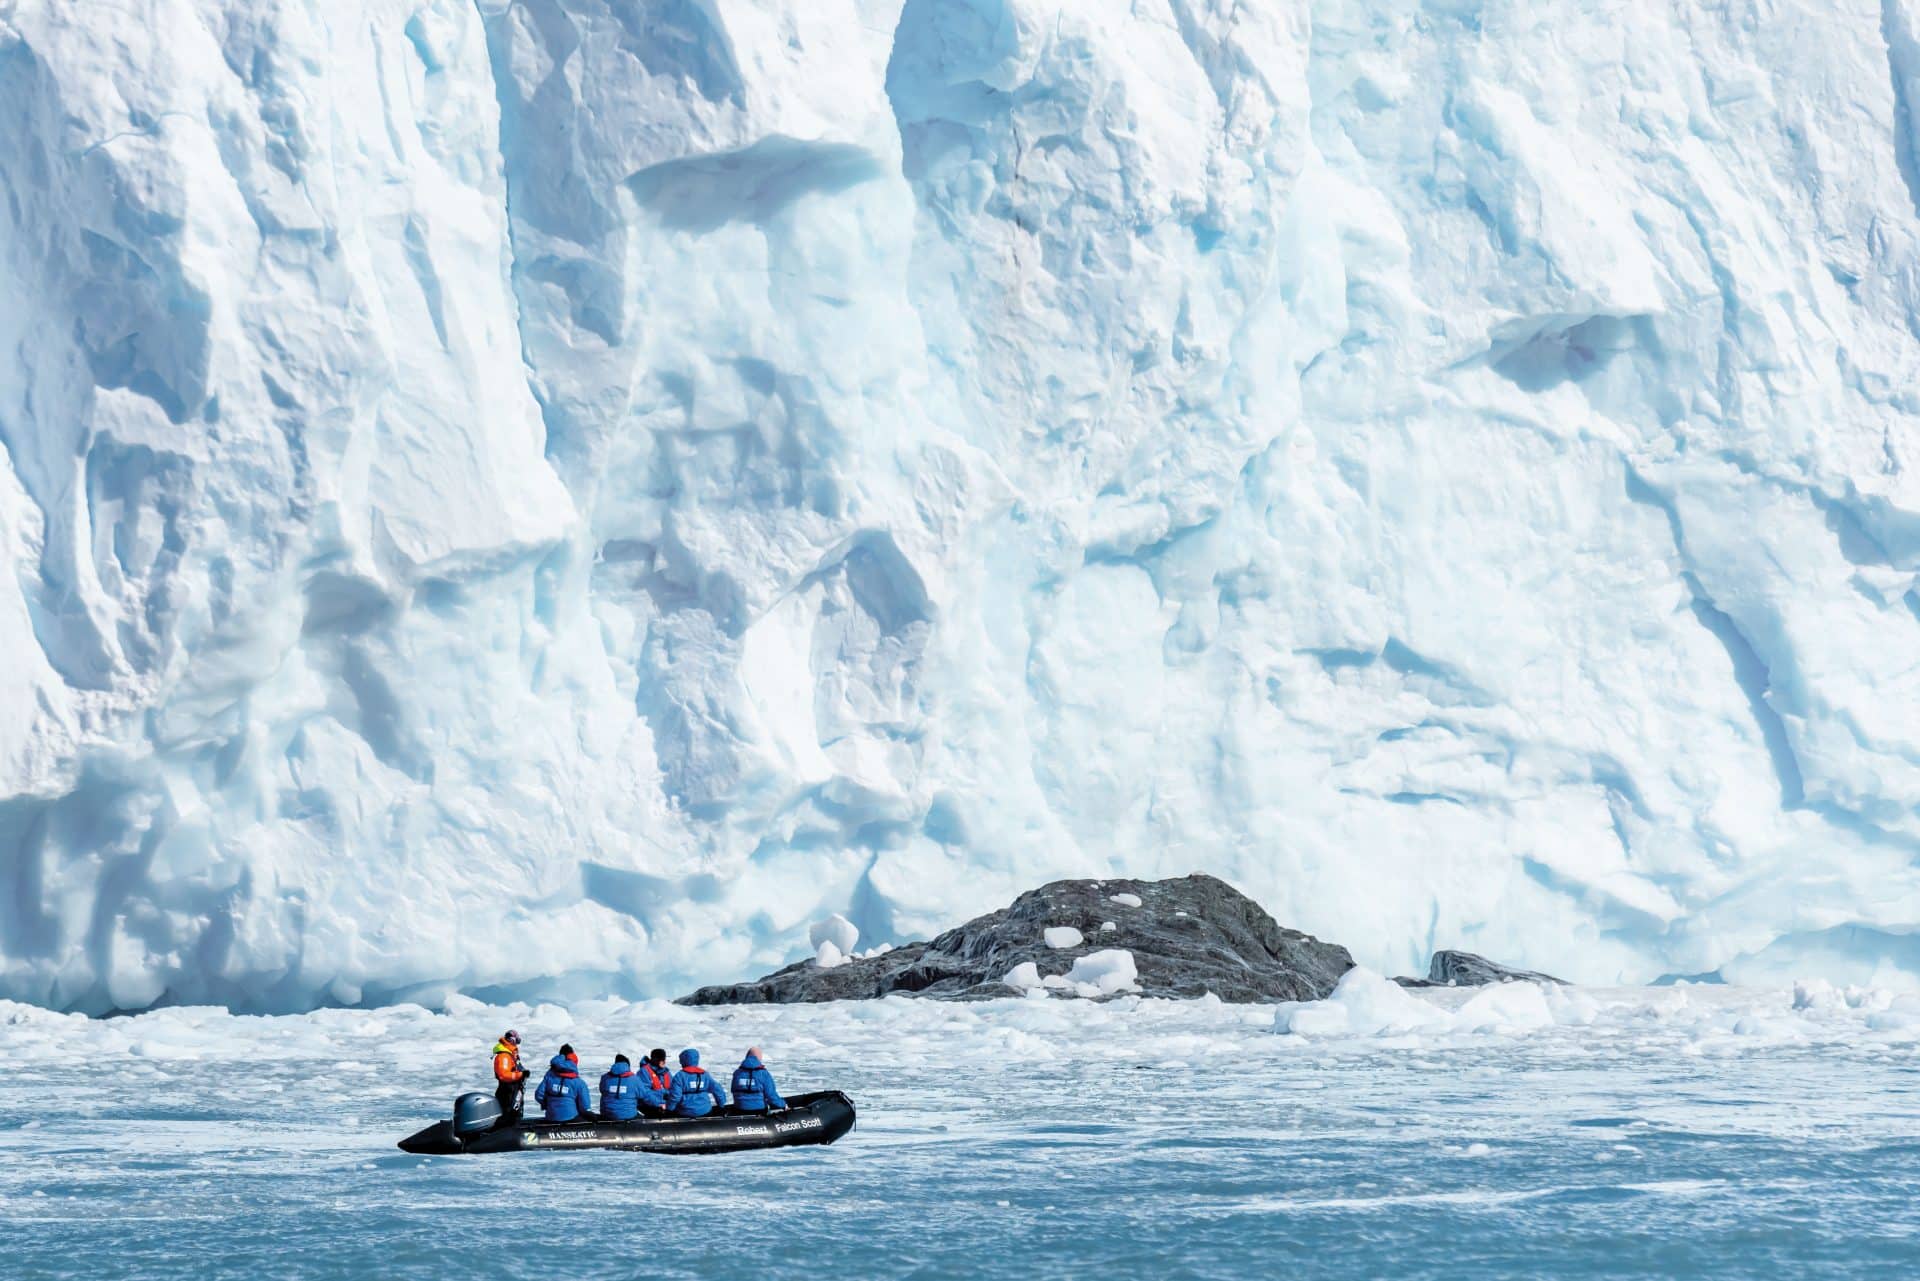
[678,874,1354,1004]
[1393,950,1563,988]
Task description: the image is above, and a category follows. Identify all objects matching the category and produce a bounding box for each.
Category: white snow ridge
[3,1,1920,1011]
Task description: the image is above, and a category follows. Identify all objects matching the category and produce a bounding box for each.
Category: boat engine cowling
[453,1092,503,1137]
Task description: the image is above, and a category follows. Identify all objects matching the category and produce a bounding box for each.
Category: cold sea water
[2,982,1917,1279]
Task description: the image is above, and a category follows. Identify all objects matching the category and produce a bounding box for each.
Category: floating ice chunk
[1792,979,1889,1012]
[810,915,859,956]
[1866,995,1920,1033]
[814,940,848,970]
[1793,978,1837,1010]
[1544,984,1601,1026]
[1044,927,1084,950]
[1100,922,1117,933]
[1454,981,1555,1032]
[1730,1012,1794,1038]
[1109,894,1143,908]
[1275,968,1453,1037]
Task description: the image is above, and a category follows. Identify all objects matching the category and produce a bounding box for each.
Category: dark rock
[1393,949,1563,988]
[677,873,1355,1005]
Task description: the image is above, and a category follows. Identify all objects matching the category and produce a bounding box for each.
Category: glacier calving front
[3,0,1920,1011]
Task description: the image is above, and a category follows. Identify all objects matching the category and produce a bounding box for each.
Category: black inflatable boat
[398,1090,856,1155]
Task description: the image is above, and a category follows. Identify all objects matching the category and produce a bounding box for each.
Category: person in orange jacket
[492,1030,529,1119]
[641,1049,673,1094]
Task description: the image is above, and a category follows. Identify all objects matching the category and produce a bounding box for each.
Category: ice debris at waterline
[9,986,1920,1277]
[10,1,1920,1015]
[1279,968,1563,1038]
[679,875,1354,1004]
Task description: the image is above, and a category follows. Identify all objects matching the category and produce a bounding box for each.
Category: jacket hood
[679,1049,700,1068]
[604,1064,634,1079]
[739,1053,765,1070]
[493,1041,517,1055]
[548,1055,578,1076]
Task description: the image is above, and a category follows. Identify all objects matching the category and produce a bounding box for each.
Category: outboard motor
[453,1092,503,1138]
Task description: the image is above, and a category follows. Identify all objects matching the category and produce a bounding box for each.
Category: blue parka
[730,1053,787,1112]
[598,1061,666,1119]
[534,1055,594,1123]
[664,1049,728,1117]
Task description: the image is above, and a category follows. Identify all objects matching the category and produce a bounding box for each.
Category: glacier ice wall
[5,0,1920,1011]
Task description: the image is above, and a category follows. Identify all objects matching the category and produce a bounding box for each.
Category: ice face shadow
[626,137,885,234]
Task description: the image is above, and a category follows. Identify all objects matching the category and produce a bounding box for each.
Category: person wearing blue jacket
[598,1054,647,1120]
[664,1048,728,1117]
[596,1054,668,1119]
[534,1048,594,1124]
[730,1047,787,1113]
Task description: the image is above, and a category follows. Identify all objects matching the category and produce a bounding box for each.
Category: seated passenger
[730,1047,788,1114]
[598,1054,645,1121]
[664,1048,728,1118]
[534,1050,594,1124]
[642,1048,673,1095]
[634,1049,672,1116]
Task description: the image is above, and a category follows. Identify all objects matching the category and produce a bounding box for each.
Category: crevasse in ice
[4,0,1920,1011]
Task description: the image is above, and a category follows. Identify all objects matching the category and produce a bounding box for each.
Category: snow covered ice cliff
[4,0,1920,1012]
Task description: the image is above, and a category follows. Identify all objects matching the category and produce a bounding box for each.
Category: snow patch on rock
[1002,962,1043,991]
[1060,949,1139,996]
